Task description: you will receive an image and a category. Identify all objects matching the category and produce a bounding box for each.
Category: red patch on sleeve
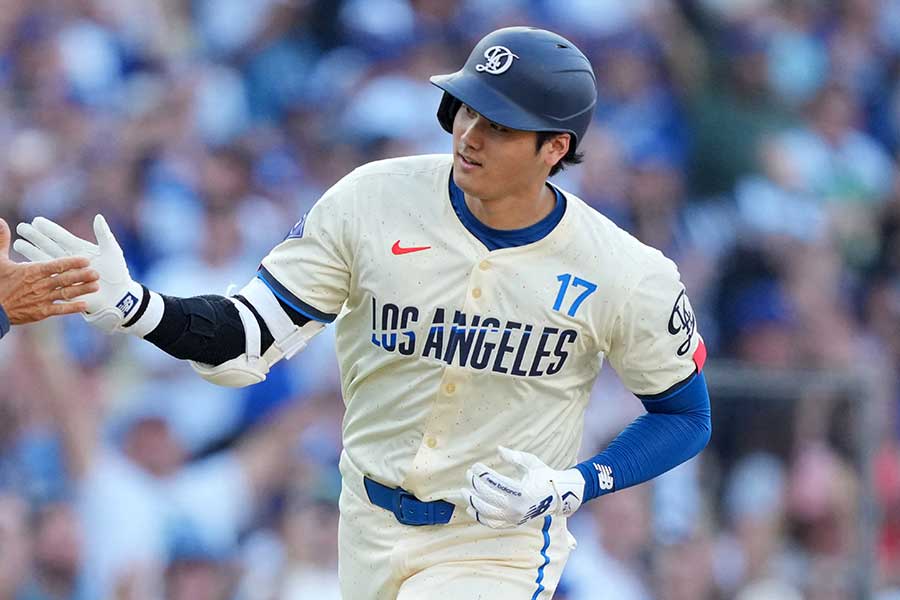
[692,338,707,372]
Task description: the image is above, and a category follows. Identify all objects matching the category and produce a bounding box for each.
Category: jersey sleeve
[605,259,706,396]
[257,177,356,324]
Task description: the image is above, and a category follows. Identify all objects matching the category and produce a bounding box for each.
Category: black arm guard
[144,290,312,366]
[143,295,266,365]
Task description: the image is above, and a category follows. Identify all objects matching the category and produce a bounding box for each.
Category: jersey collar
[448,172,567,252]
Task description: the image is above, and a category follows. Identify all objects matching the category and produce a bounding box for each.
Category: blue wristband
[0,304,10,339]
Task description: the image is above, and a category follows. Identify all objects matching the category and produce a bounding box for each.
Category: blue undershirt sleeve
[0,304,9,340]
[575,370,712,502]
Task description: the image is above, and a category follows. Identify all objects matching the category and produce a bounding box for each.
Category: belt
[363,476,455,526]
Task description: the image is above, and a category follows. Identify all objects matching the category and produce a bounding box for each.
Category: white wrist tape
[126,291,165,338]
[83,282,161,335]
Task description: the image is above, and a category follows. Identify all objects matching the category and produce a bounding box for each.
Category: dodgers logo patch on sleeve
[287,213,308,239]
[667,289,696,356]
[116,292,139,317]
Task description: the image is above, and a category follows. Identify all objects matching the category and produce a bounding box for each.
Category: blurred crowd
[1,0,900,599]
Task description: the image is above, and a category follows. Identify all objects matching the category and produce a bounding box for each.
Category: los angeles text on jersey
[369,297,578,376]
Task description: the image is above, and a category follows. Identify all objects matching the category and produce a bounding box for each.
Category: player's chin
[452,162,486,195]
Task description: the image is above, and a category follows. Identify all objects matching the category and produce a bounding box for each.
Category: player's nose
[459,120,482,149]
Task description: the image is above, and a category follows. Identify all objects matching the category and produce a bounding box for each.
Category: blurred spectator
[163,528,239,600]
[714,452,795,597]
[713,245,797,365]
[624,148,689,258]
[652,531,716,600]
[275,495,341,599]
[786,441,859,560]
[563,485,653,600]
[17,500,82,600]
[0,493,31,600]
[594,30,688,172]
[773,82,893,208]
[687,22,796,196]
[764,2,829,108]
[876,441,900,591]
[734,136,828,243]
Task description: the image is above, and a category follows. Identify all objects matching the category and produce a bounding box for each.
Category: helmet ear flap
[437,94,462,134]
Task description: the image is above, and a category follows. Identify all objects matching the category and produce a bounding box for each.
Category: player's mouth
[457,152,483,170]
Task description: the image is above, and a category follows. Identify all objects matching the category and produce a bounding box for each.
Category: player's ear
[540,133,570,168]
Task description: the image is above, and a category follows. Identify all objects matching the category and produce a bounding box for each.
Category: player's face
[452,104,564,202]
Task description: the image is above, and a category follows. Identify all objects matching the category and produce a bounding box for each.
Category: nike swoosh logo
[392,240,431,255]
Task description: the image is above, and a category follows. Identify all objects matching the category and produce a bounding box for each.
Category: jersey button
[472,288,482,299]
[479,260,490,271]
[445,383,456,395]
[426,437,438,449]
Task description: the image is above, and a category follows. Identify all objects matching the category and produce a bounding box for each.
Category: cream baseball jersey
[259,154,702,502]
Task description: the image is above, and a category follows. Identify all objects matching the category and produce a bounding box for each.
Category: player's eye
[462,104,506,132]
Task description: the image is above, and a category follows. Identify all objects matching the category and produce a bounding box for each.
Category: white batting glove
[15,215,145,333]
[462,446,586,529]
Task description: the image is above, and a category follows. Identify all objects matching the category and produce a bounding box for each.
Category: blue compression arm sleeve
[575,370,712,502]
[0,304,9,339]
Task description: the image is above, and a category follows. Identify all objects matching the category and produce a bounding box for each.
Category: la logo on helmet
[475,46,519,75]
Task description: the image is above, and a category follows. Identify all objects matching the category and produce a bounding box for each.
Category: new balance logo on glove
[116,292,138,317]
[521,495,554,522]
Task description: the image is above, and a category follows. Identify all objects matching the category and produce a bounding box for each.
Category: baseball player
[0,218,99,340]
[15,27,711,599]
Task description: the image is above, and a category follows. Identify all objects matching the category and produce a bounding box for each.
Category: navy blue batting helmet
[430,27,598,151]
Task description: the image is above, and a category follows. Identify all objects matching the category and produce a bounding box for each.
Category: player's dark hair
[536,132,583,177]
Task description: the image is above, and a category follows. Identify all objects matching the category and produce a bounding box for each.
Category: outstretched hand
[15,214,145,333]
[0,218,100,325]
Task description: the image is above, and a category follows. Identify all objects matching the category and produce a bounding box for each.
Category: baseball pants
[338,451,576,600]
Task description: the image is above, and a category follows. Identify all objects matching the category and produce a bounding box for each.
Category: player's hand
[462,446,585,529]
[0,218,100,324]
[14,215,144,333]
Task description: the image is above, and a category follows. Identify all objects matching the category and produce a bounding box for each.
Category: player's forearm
[130,279,324,388]
[142,292,273,365]
[575,370,712,502]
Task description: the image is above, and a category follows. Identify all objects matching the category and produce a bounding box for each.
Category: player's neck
[464,183,555,231]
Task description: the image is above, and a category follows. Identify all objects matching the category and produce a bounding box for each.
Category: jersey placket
[403,257,491,492]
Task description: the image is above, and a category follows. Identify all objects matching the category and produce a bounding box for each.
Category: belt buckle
[394,490,433,527]
[393,490,424,526]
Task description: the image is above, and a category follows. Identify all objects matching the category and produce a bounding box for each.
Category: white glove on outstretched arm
[15,215,148,334]
[462,446,586,529]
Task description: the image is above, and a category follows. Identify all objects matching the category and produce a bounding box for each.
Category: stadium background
[1,0,899,598]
